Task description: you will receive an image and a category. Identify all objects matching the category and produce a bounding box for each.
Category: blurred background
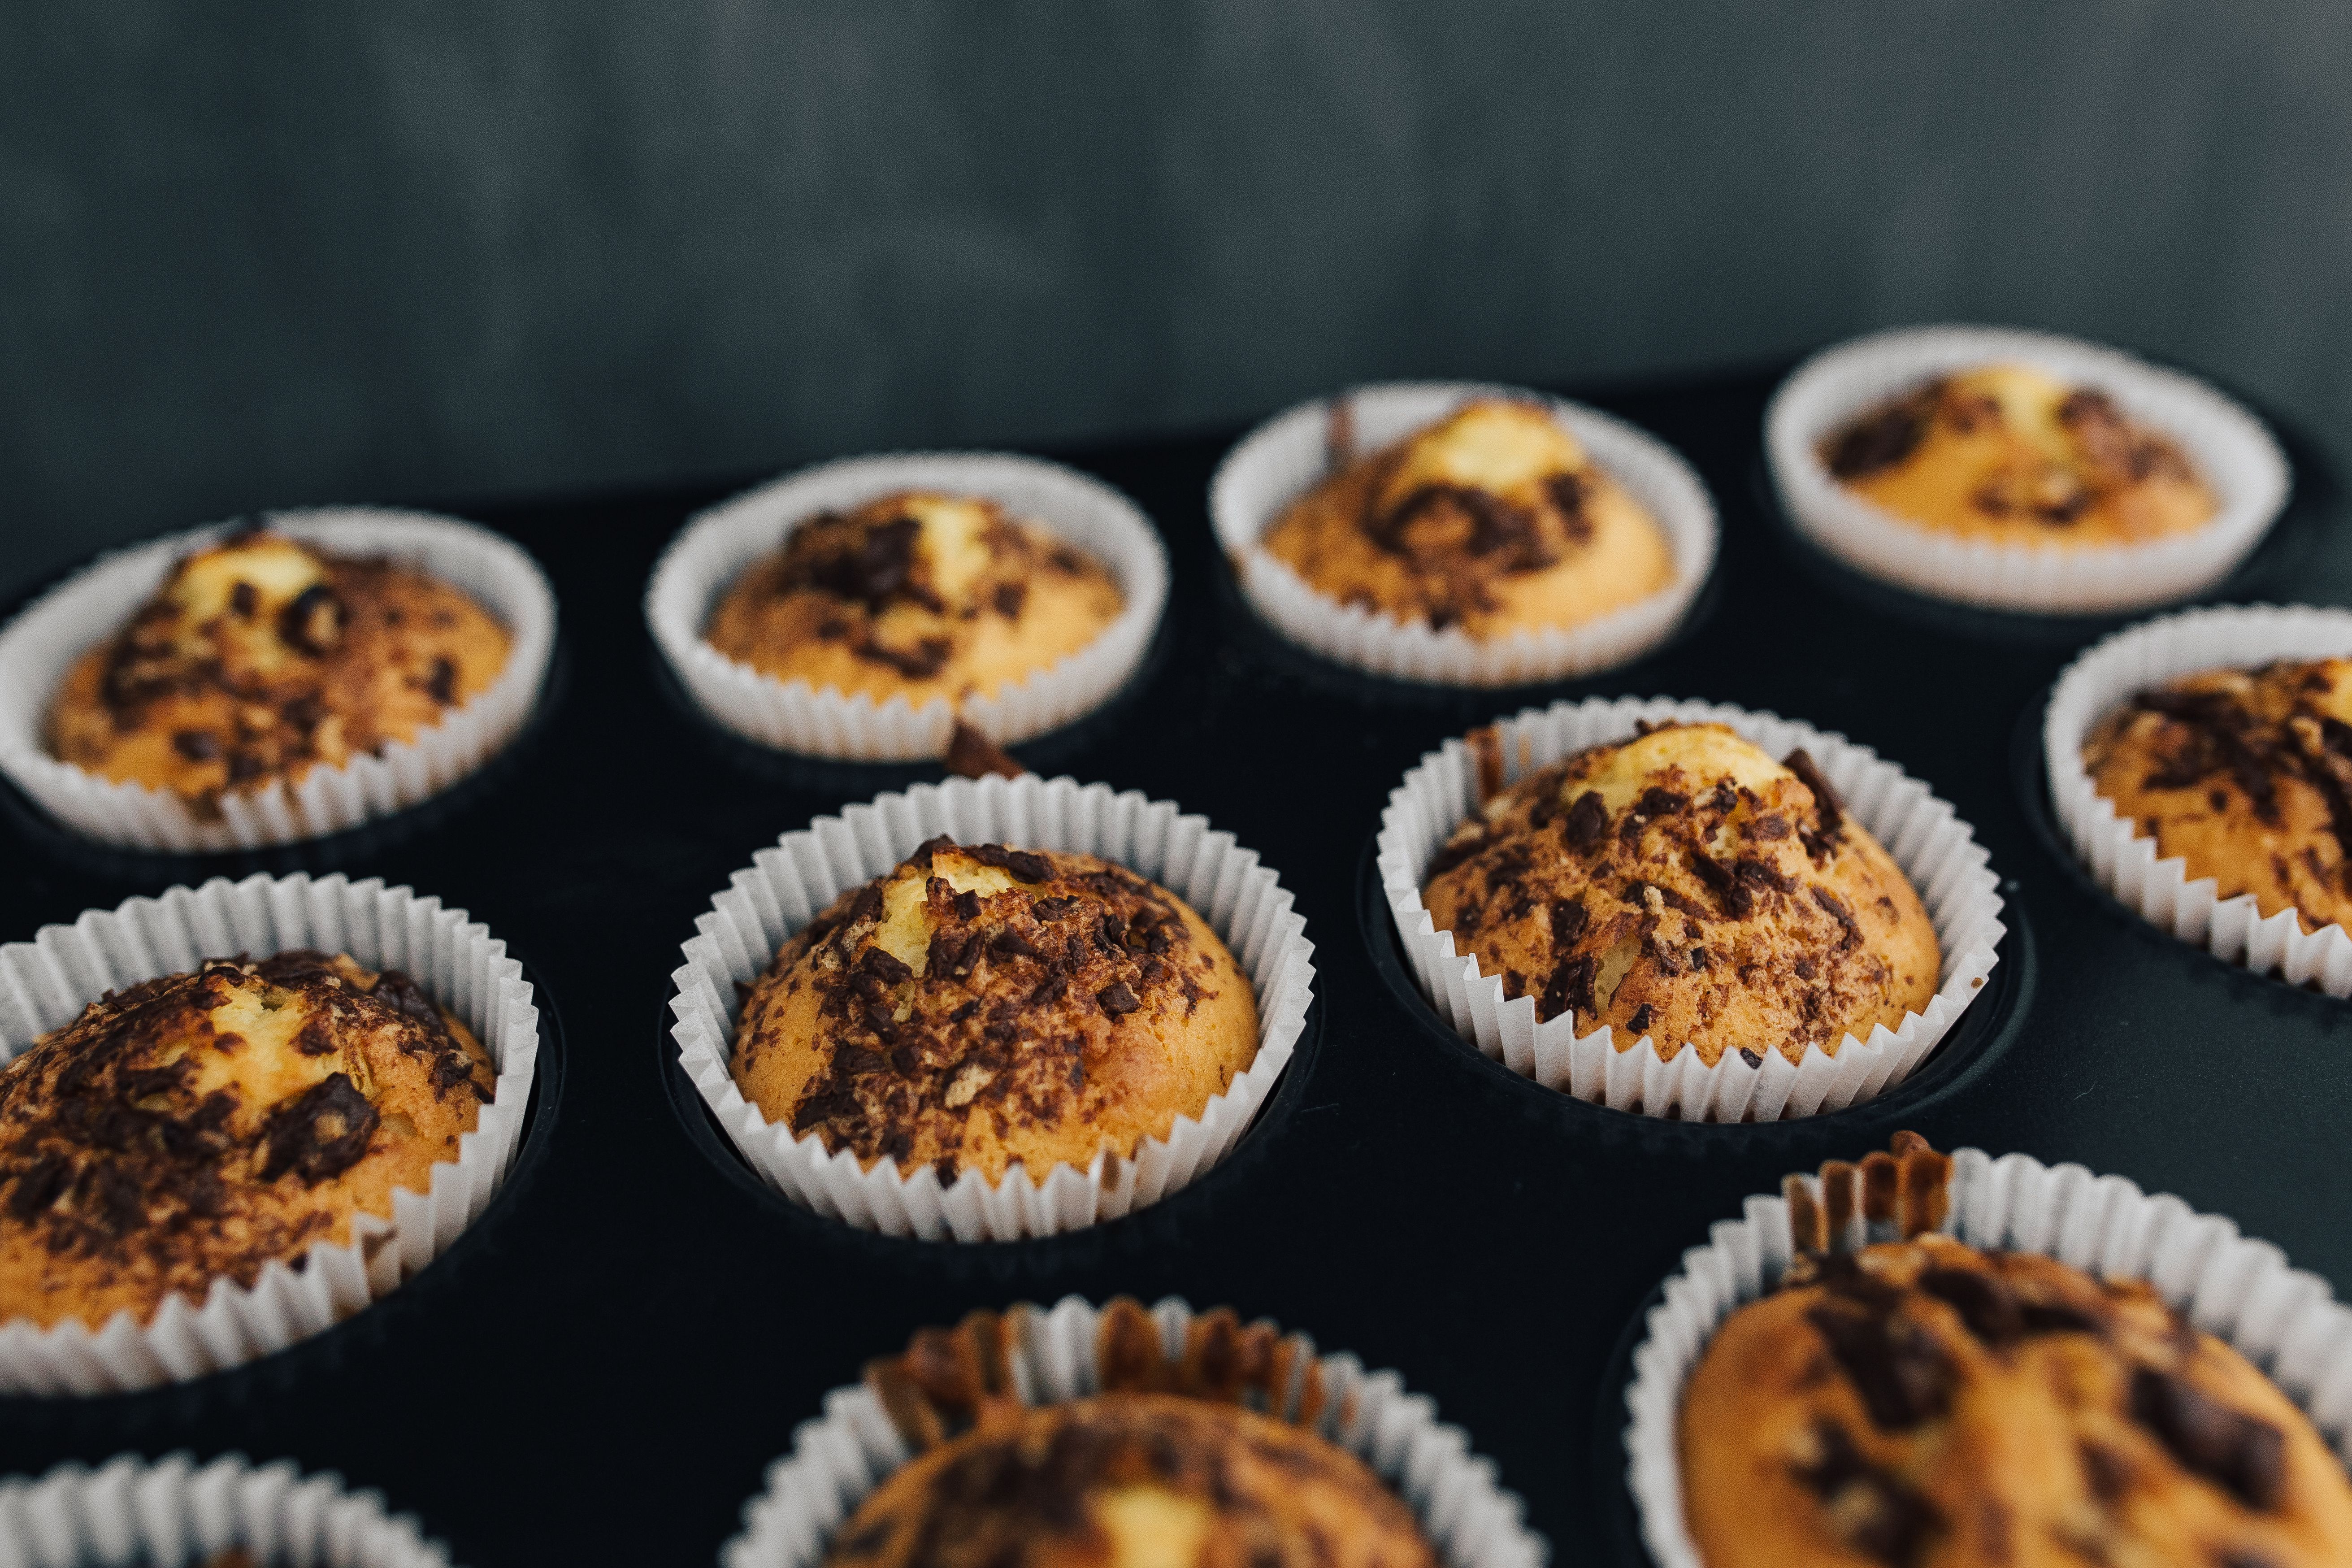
[6,0,2351,606]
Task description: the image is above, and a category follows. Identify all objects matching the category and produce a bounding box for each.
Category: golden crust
[1261,398,1674,638]
[1680,1235,2352,1568]
[45,531,510,807]
[1821,365,2217,548]
[732,840,1258,1183]
[0,951,494,1329]
[826,1394,1434,1568]
[703,491,1124,706]
[1423,723,1939,1068]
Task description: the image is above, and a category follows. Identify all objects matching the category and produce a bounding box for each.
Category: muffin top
[703,491,1125,706]
[731,838,1258,1184]
[1422,722,1939,1067]
[45,530,511,806]
[1680,1234,2352,1568]
[1260,397,1675,638]
[1820,364,2217,547]
[0,950,494,1330]
[2084,656,2352,936]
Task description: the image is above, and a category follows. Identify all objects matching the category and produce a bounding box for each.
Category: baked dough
[2084,656,2352,936]
[732,839,1257,1183]
[704,491,1124,706]
[1821,365,2216,548]
[46,530,511,806]
[1681,1234,2352,1568]
[0,951,494,1329]
[1423,722,1938,1066]
[1261,398,1674,638]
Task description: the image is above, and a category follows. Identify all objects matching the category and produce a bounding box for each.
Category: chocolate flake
[1097,982,1140,1016]
[256,1073,379,1184]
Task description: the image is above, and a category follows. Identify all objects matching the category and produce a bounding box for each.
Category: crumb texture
[1422,721,1938,1067]
[1681,1234,2352,1568]
[1262,398,1673,638]
[0,951,493,1329]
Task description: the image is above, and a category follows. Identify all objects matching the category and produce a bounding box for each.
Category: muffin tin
[0,361,2347,1567]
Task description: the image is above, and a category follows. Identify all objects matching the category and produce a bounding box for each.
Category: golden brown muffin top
[0,951,494,1329]
[1680,1234,2352,1568]
[732,839,1258,1183]
[702,491,1124,704]
[1423,722,1940,1068]
[2084,657,2352,937]
[1260,398,1674,638]
[1820,364,2217,547]
[44,530,511,807]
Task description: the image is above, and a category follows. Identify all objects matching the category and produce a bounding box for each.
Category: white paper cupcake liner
[1209,381,1718,686]
[2044,601,2352,994]
[0,1451,450,1568]
[0,872,542,1395]
[1376,697,2005,1122]
[646,453,1169,760]
[668,773,1314,1241]
[1766,324,2289,614]
[0,509,557,853]
[1623,1145,2352,1568]
[722,1294,1545,1568]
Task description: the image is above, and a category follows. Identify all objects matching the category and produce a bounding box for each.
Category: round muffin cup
[0,1451,451,1568]
[0,508,557,853]
[1622,1144,2352,1568]
[645,453,1170,760]
[721,1293,1545,1568]
[1766,324,2289,614]
[1209,381,1718,686]
[2044,602,2352,995]
[0,873,542,1395]
[668,773,1314,1242]
[1376,696,2005,1122]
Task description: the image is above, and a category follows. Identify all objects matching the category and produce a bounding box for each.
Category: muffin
[1422,721,1939,1064]
[0,949,495,1330]
[44,529,511,808]
[1679,1231,2352,1568]
[731,837,1259,1183]
[1820,365,2217,548]
[703,491,1125,707]
[2082,657,2352,938]
[1261,397,1675,637]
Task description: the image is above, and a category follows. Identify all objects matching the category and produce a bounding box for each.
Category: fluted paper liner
[2045,601,2352,994]
[646,453,1169,760]
[668,773,1314,1241]
[0,509,556,851]
[0,873,542,1395]
[1623,1144,2352,1568]
[1209,382,1718,686]
[1766,324,2288,614]
[1376,697,2005,1121]
[722,1294,1545,1568]
[0,1452,450,1568]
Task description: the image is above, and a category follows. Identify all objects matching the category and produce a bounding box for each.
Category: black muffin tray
[4,364,2349,1568]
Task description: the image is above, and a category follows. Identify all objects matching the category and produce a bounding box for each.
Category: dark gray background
[6,1,2351,605]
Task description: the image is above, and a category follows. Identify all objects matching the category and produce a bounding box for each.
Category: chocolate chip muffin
[44,530,511,808]
[1261,397,1674,637]
[0,951,494,1330]
[1821,365,2216,547]
[703,491,1124,706]
[1680,1234,2352,1568]
[1423,722,1938,1064]
[731,838,1258,1184]
[2084,658,2352,938]
[839,1300,1435,1568]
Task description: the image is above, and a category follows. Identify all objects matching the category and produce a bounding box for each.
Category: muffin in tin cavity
[731,838,1259,1189]
[723,1296,1540,1568]
[1630,1136,2352,1568]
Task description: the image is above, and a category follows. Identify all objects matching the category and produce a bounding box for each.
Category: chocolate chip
[966,844,1053,883]
[1739,1046,1763,1068]
[1637,786,1689,817]
[1561,790,1608,849]
[856,636,952,680]
[229,580,258,617]
[2018,1300,2105,1337]
[859,947,914,986]
[257,1073,380,1184]
[945,720,1023,780]
[226,750,267,784]
[276,583,345,655]
[908,835,955,869]
[425,656,457,704]
[1546,471,1594,543]
[1032,896,1082,921]
[2079,1440,2133,1503]
[1537,954,1597,1024]
[952,890,983,922]
[1917,1266,2022,1346]
[1805,1304,1953,1430]
[1029,974,1068,1007]
[6,1153,70,1221]
[1823,383,1938,479]
[992,581,1026,618]
[988,928,1039,962]
[925,930,974,977]
[1783,748,1846,841]
[171,729,218,762]
[1625,1003,1654,1034]
[1097,982,1141,1016]
[370,969,451,1042]
[2129,1367,2284,1511]
[1792,1422,1942,1568]
[1549,898,1588,946]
